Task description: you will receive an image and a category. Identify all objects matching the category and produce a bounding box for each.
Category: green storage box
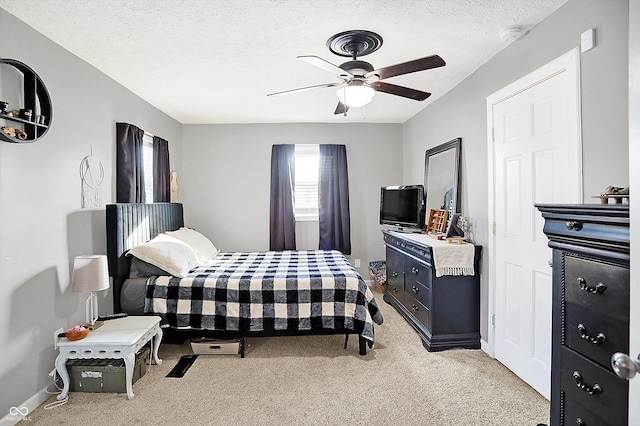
[66,347,149,393]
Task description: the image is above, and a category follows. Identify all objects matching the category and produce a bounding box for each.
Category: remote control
[98,313,128,321]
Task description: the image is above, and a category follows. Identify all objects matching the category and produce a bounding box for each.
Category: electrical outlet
[355,259,361,268]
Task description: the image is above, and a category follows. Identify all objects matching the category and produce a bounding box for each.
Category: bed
[106,203,383,357]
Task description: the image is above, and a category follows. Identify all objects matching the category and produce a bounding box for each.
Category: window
[294,144,319,221]
[142,133,154,203]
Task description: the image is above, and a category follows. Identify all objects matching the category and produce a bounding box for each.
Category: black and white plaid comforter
[145,250,383,343]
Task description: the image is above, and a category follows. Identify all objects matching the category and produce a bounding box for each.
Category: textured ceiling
[0,0,567,124]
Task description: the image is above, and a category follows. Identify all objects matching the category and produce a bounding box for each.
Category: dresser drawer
[563,393,616,426]
[404,258,431,289]
[565,310,629,371]
[564,255,629,320]
[387,283,406,306]
[402,297,430,330]
[540,214,629,252]
[405,280,431,309]
[560,347,628,424]
[386,247,404,293]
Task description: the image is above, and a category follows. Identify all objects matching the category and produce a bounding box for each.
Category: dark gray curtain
[116,122,146,203]
[152,136,170,202]
[318,144,351,254]
[269,144,296,250]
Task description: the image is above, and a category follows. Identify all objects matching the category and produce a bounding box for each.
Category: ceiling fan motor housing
[339,60,375,77]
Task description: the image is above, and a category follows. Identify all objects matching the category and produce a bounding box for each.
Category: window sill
[295,216,319,222]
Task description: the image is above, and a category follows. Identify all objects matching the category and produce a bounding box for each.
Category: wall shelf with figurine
[0,58,52,143]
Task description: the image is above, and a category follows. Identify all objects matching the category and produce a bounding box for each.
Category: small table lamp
[71,255,110,326]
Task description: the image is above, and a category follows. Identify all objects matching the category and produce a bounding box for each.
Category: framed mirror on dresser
[424,137,461,215]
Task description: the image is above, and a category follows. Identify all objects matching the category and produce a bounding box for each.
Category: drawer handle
[573,371,602,395]
[411,267,419,275]
[576,277,607,294]
[393,287,399,293]
[392,271,398,278]
[566,221,583,231]
[411,304,419,312]
[411,286,419,294]
[577,324,606,344]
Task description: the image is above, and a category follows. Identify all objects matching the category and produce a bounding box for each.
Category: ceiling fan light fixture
[336,85,375,107]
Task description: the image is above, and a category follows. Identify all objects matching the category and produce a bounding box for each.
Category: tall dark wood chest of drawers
[382,230,481,351]
[537,204,629,426]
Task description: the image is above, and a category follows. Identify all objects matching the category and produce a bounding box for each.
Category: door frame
[628,0,639,422]
[485,48,583,357]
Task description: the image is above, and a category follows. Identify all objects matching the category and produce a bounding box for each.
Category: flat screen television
[379,185,425,230]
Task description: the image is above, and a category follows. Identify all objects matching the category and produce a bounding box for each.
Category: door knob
[611,352,640,379]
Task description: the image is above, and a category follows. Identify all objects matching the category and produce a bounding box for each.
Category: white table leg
[55,353,69,401]
[152,327,163,365]
[124,352,135,399]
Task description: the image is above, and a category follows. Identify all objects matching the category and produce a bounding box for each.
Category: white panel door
[488,49,582,399]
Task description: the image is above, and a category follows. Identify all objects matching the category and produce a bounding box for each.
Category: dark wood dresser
[382,230,481,351]
[537,204,629,426]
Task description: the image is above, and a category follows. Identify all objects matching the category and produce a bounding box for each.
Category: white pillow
[127,234,200,278]
[165,227,219,262]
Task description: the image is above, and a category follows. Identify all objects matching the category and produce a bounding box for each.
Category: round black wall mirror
[0,58,52,143]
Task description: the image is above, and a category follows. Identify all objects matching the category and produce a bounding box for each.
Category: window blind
[294,144,319,220]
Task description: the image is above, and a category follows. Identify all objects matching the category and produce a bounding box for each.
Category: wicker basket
[368,261,387,293]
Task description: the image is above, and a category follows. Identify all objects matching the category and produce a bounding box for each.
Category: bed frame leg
[358,335,367,356]
[344,334,349,349]
[240,336,245,358]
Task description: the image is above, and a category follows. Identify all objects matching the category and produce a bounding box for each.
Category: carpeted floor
[22,293,549,425]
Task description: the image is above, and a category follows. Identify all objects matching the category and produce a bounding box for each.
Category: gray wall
[181,123,403,271]
[0,8,183,417]
[403,0,629,340]
[0,0,631,416]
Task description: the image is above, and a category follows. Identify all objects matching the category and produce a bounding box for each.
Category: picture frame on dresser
[444,213,461,238]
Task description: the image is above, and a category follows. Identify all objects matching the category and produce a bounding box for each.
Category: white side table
[55,316,163,400]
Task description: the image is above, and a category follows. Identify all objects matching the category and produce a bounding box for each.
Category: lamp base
[85,291,100,326]
[86,321,104,331]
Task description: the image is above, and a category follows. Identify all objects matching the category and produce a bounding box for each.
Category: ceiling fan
[267,30,446,115]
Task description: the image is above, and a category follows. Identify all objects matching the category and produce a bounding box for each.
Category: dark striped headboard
[106,203,184,312]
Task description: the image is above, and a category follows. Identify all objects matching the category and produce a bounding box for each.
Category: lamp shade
[71,255,110,293]
[336,85,376,108]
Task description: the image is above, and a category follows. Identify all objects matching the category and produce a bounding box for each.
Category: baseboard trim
[0,384,51,426]
[481,339,493,358]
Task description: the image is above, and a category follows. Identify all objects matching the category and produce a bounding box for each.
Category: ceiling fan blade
[334,102,349,115]
[371,81,431,101]
[366,54,446,81]
[298,55,352,79]
[267,82,340,97]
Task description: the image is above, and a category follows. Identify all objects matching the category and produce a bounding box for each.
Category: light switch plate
[581,28,596,52]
